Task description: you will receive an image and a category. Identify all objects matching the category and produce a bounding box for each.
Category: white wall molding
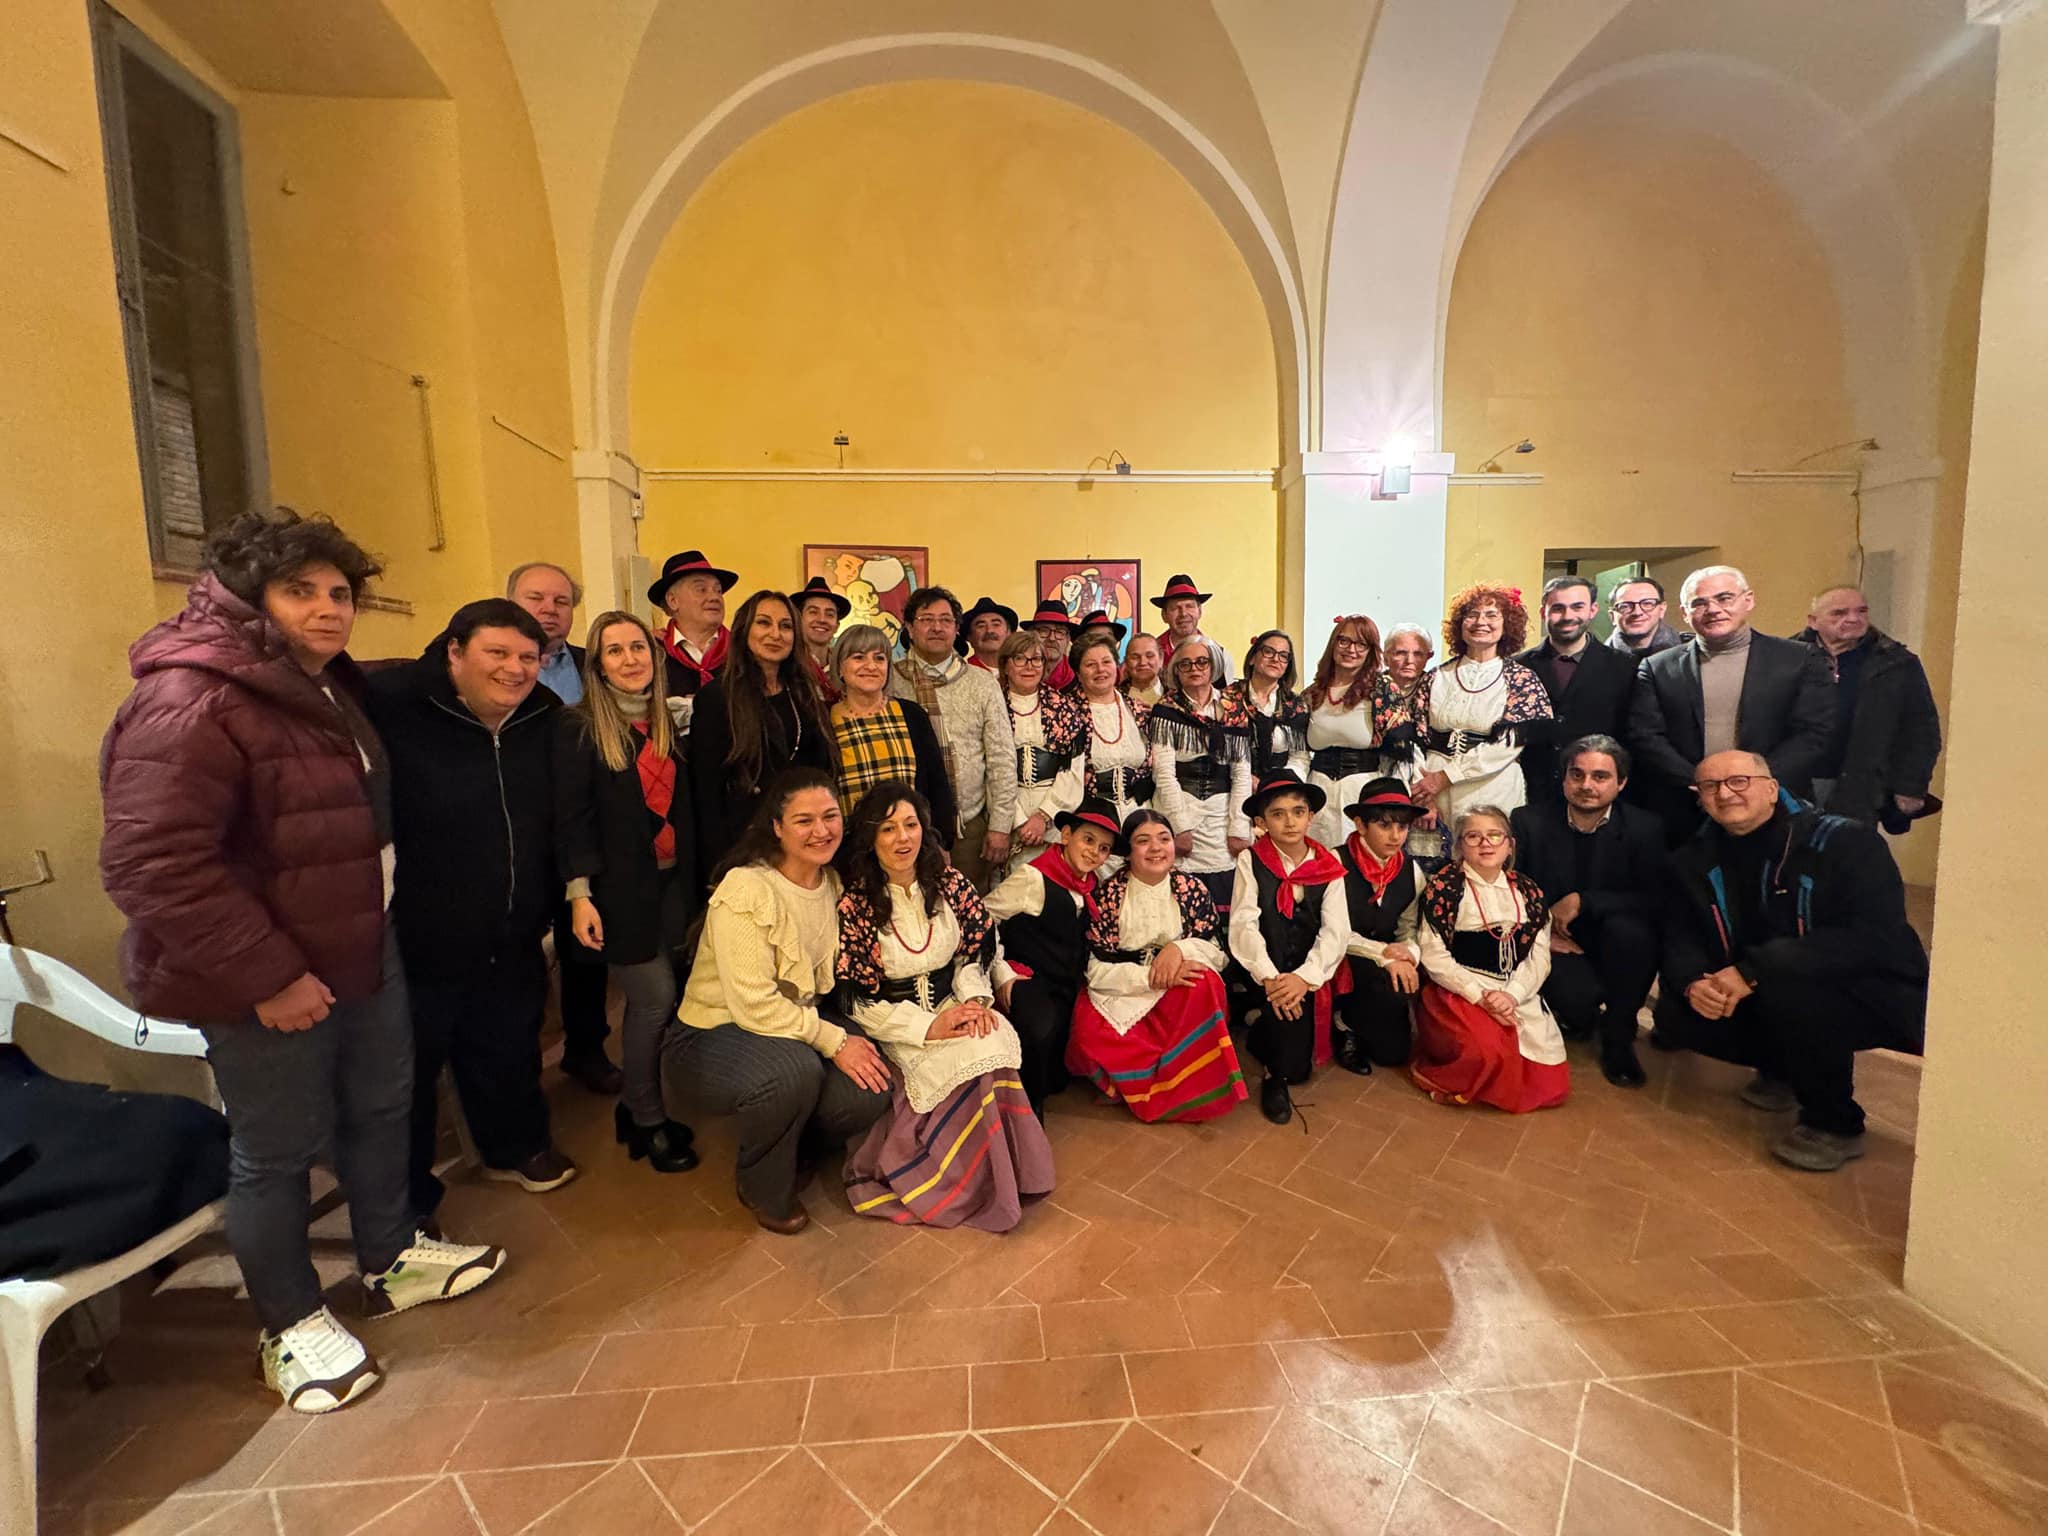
[1447,473,1543,488]
[640,466,1276,486]
[571,449,643,494]
[1728,469,1860,486]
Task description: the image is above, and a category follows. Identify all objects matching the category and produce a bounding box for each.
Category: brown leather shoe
[738,1191,810,1236]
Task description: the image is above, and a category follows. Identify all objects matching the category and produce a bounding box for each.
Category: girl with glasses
[1410,806,1570,1113]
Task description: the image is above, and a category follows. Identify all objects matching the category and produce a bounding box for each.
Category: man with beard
[1510,736,1666,1087]
[1517,576,1636,803]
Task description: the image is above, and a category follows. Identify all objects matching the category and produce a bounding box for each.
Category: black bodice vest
[1339,849,1418,944]
[1251,856,1328,976]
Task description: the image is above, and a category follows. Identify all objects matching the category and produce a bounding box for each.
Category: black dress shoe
[615,1103,700,1173]
[1647,1028,1683,1053]
[1557,1017,1597,1044]
[1600,1045,1647,1088]
[1260,1075,1294,1126]
[1333,1030,1373,1076]
[564,1051,623,1095]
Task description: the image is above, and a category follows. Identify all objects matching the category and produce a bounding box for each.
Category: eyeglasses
[1332,637,1368,652]
[1692,775,1772,796]
[1611,599,1661,613]
[1687,591,1746,613]
[1254,645,1293,663]
[1459,830,1508,847]
[1177,657,1213,672]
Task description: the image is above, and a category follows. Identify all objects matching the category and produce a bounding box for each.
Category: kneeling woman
[665,770,893,1234]
[836,784,1055,1228]
[1068,809,1247,1122]
[1411,805,1569,1113]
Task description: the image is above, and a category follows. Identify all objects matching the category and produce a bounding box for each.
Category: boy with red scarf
[1335,778,1427,1074]
[1227,770,1352,1124]
[988,797,1120,1113]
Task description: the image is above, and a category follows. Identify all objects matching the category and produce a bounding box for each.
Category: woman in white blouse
[1303,615,1391,847]
[995,631,1087,880]
[1146,638,1255,911]
[1411,805,1569,1113]
[1406,585,1552,826]
[834,783,1054,1229]
[1073,632,1153,830]
[1068,809,1248,1122]
[666,769,893,1235]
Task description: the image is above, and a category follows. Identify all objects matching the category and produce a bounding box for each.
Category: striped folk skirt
[845,1072,1055,1231]
[1065,969,1249,1123]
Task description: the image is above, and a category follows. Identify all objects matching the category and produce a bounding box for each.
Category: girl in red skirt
[1412,805,1569,1112]
[1067,809,1248,1122]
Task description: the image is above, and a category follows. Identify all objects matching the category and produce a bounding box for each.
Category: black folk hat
[955,595,1020,656]
[648,549,739,606]
[1344,776,1426,821]
[788,574,852,619]
[1151,574,1213,609]
[1055,797,1123,844]
[1078,608,1128,643]
[1027,598,1080,635]
[1243,767,1327,821]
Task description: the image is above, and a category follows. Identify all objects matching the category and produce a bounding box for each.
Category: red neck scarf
[632,722,677,863]
[1345,834,1407,905]
[1253,836,1345,918]
[1030,846,1101,921]
[661,623,729,685]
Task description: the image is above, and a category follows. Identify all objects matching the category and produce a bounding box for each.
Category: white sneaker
[362,1228,507,1318]
[260,1306,380,1413]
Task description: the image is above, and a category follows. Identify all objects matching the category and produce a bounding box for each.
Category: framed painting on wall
[802,544,928,651]
[1036,559,1141,648]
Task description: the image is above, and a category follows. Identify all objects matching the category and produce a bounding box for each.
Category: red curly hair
[1442,583,1528,659]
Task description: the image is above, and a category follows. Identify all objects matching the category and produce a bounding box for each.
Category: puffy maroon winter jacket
[99,574,387,1023]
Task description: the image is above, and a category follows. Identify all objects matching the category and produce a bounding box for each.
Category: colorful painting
[1036,559,1142,645]
[803,545,928,651]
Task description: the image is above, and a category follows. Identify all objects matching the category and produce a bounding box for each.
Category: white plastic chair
[0,942,223,1536]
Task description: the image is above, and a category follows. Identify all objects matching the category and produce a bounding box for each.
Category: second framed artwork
[802,544,928,651]
[1035,560,1141,644]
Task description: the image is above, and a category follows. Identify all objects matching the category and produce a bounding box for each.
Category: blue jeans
[200,926,416,1332]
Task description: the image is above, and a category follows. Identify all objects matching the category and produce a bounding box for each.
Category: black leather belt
[1423,726,1506,755]
[878,962,957,1008]
[1176,756,1230,799]
[1017,745,1072,784]
[1099,766,1155,804]
[1310,746,1380,778]
[1097,945,1161,965]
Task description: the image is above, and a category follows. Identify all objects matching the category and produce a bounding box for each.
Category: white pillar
[1285,453,1453,643]
[571,448,643,615]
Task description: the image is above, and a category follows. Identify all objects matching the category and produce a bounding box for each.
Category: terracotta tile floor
[36,1007,2048,1535]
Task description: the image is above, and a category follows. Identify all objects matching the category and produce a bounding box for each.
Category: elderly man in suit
[1628,565,1834,844]
[1517,575,1637,804]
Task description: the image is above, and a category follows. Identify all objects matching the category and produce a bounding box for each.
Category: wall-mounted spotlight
[1478,438,1536,473]
[1378,463,1412,495]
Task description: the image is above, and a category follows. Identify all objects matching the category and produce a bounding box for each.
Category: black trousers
[1339,959,1414,1067]
[1008,978,1078,1110]
[1651,973,1920,1136]
[1247,980,1341,1086]
[408,944,553,1217]
[1542,911,1657,1054]
[553,905,611,1059]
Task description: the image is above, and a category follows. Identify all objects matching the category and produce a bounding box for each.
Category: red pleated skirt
[1409,983,1570,1114]
[1065,969,1248,1123]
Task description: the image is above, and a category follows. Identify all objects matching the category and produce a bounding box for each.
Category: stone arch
[591,33,1310,460]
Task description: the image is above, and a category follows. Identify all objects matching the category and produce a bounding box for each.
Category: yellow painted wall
[630,81,1280,650]
[1,0,574,1020]
[1442,122,1859,627]
[1906,7,2048,1382]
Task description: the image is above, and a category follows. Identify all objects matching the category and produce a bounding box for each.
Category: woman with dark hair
[100,508,503,1413]
[835,784,1055,1228]
[666,769,892,1234]
[1227,629,1309,783]
[555,610,699,1174]
[1406,584,1552,825]
[1302,616,1393,847]
[1073,630,1153,829]
[690,590,835,877]
[827,622,955,832]
[995,630,1087,879]
[1147,638,1255,911]
[1067,809,1246,1122]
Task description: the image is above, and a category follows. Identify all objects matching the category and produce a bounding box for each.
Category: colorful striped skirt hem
[845,1072,1055,1232]
[1065,968,1249,1123]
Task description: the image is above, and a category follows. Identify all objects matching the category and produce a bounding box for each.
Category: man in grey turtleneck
[1627,565,1836,844]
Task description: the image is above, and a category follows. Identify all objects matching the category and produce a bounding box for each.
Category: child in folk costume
[1068,809,1247,1122]
[995,630,1088,880]
[1334,778,1428,1074]
[1227,769,1354,1125]
[987,798,1120,1112]
[835,784,1055,1229]
[1412,804,1569,1112]
[1149,639,1256,912]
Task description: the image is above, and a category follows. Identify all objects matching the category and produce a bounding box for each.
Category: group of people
[92,509,1941,1417]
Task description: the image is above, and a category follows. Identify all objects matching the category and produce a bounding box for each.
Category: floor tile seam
[1880,1379,1925,1531]
[1732,1361,1894,1430]
[262,1486,286,1536]
[442,1470,492,1535]
[1560,1450,1739,1535]
[1736,1438,1919,1519]
[1880,1352,2048,1425]
[970,1419,1123,1503]
[625,1452,690,1530]
[1400,1470,1521,1534]
[807,1438,912,1521]
[40,1422,145,1508]
[1553,1379,1593,1536]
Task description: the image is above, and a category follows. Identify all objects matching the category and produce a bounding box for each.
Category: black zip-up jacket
[1791,626,1942,823]
[364,648,560,983]
[1659,795,1928,1041]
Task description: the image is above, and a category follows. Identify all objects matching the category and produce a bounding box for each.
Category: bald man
[1795,587,1942,829]
[1652,750,1927,1172]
